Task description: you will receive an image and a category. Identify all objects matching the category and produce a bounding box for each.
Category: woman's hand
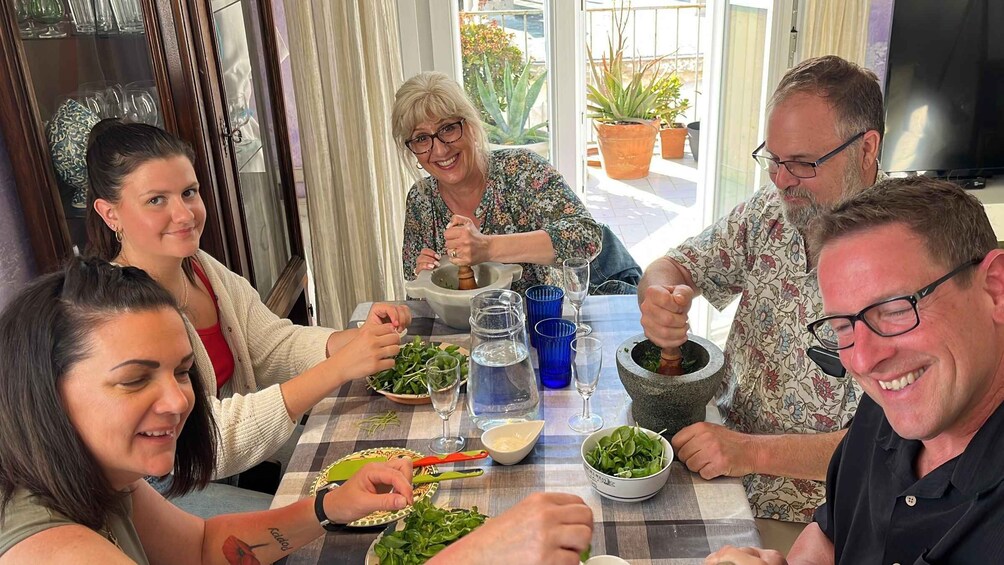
[430,492,593,565]
[326,322,400,381]
[322,459,415,524]
[414,248,442,275]
[363,303,413,332]
[444,215,491,266]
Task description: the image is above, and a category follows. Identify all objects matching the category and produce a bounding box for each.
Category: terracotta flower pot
[659,125,688,159]
[595,120,658,180]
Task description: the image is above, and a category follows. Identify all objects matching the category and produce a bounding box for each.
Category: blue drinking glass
[534,318,577,388]
[525,285,564,349]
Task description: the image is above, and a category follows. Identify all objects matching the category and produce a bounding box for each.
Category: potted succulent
[652,74,691,160]
[586,6,666,180]
[475,59,549,158]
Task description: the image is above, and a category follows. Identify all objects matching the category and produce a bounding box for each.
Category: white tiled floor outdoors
[583,152,702,270]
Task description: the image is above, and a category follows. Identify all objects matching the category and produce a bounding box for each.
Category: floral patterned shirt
[402,148,601,293]
[666,186,862,523]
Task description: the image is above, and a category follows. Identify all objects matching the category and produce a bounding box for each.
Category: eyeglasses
[405,119,465,155]
[752,131,866,179]
[807,258,981,351]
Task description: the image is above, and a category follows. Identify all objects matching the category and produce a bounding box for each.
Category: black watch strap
[314,485,348,532]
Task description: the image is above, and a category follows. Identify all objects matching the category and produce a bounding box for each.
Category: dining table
[271,295,760,564]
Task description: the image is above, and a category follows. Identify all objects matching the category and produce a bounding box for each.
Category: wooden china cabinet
[0,0,310,323]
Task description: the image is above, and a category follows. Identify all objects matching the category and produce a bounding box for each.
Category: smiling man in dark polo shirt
[705,177,1004,564]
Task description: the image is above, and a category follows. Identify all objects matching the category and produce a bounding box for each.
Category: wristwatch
[314,484,348,532]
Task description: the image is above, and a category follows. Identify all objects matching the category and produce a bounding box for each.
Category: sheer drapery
[799,0,869,64]
[282,0,408,328]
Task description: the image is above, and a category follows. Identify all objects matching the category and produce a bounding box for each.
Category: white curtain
[282,1,408,328]
[798,0,870,64]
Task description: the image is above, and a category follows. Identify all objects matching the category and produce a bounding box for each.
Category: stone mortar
[615,333,726,438]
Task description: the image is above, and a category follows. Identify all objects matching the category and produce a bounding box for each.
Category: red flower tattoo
[222,535,268,565]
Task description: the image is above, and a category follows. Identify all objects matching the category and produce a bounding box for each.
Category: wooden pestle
[657,346,684,376]
[457,265,478,290]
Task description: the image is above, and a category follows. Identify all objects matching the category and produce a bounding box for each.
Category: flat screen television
[881,0,1004,181]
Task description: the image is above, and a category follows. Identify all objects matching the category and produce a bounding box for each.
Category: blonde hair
[391,72,489,179]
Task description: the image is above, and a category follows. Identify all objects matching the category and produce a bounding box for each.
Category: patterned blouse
[402,148,601,293]
[666,186,862,523]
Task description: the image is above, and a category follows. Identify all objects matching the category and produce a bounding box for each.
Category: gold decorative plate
[310,447,438,528]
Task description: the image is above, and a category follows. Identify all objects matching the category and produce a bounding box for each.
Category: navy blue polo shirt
[814,394,1004,564]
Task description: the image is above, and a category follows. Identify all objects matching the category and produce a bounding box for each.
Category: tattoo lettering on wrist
[269,527,292,552]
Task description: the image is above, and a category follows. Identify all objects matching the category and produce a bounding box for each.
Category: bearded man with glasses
[638,56,885,552]
[707,176,1004,565]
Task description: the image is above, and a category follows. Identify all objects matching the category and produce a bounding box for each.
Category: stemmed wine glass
[27,0,67,38]
[562,257,592,336]
[426,353,465,454]
[569,336,603,433]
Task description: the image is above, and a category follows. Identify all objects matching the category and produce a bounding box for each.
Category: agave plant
[475,59,549,145]
[586,4,667,125]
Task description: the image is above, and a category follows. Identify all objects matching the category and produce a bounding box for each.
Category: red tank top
[192,262,235,391]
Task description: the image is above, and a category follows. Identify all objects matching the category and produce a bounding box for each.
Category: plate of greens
[367,337,469,405]
[364,500,488,565]
[310,447,439,528]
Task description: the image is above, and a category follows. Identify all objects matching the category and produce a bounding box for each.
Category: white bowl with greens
[580,425,673,502]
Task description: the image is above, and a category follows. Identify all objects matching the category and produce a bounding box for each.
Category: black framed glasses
[752,131,866,179]
[807,258,982,351]
[405,119,465,155]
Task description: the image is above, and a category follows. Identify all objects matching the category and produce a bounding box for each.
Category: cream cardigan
[187,251,332,479]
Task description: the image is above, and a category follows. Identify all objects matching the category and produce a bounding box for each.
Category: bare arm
[752,429,846,481]
[787,523,836,565]
[134,462,413,565]
[279,322,400,420]
[701,523,834,565]
[673,423,845,481]
[487,230,556,265]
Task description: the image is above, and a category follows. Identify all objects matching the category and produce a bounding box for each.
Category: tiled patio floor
[583,153,702,270]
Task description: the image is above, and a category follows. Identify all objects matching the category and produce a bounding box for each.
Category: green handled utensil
[411,468,484,485]
[326,468,484,488]
[325,450,488,482]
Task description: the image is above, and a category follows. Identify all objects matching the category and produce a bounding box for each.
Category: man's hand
[430,492,593,565]
[639,284,695,348]
[704,545,787,565]
[672,422,758,479]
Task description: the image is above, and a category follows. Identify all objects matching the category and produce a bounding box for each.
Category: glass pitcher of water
[467,289,540,430]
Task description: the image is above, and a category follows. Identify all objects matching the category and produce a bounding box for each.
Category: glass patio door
[694,0,795,342]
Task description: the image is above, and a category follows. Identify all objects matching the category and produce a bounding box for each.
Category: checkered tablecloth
[272,296,759,564]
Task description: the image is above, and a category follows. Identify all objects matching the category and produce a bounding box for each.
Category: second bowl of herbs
[580,425,673,502]
[367,336,470,405]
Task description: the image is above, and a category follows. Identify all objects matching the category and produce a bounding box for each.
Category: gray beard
[781,160,867,232]
[781,195,825,232]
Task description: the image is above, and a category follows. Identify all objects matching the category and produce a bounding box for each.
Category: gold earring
[416,162,424,170]
[114,226,123,243]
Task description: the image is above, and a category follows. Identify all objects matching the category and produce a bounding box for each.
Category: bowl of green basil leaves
[580,425,673,502]
[367,337,469,405]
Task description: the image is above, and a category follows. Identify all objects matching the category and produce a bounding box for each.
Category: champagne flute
[569,336,603,433]
[562,257,592,336]
[426,353,465,454]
